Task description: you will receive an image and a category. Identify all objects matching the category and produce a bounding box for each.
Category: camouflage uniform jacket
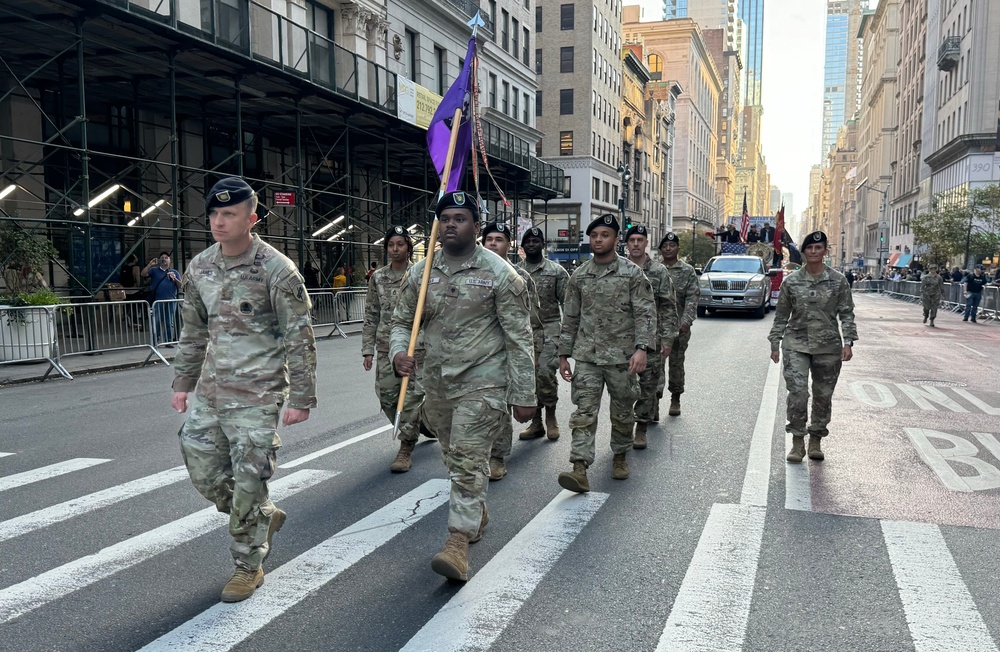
[389,245,536,407]
[172,234,317,409]
[559,255,656,365]
[664,259,700,328]
[921,273,944,300]
[768,265,858,355]
[518,257,569,325]
[361,263,424,356]
[638,257,680,347]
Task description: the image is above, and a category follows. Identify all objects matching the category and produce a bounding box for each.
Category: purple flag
[427,37,476,193]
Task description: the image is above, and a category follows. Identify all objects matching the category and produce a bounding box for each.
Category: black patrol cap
[482,221,513,242]
[586,213,620,235]
[435,190,480,219]
[206,177,256,211]
[804,230,828,246]
[625,225,649,241]
[522,226,545,245]
[658,232,680,248]
[384,225,412,249]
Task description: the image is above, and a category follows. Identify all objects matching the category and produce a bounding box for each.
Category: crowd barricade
[878,279,1000,321]
[56,299,169,367]
[309,291,344,338]
[333,288,367,330]
[0,305,71,380]
[851,280,885,293]
[145,298,185,364]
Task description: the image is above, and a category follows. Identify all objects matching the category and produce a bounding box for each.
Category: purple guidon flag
[427,36,476,193]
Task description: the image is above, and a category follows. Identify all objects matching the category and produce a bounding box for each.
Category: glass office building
[663,0,688,20]
[739,0,764,107]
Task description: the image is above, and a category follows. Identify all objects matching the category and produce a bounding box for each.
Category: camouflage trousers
[421,389,508,537]
[535,321,562,408]
[178,393,281,570]
[922,296,940,322]
[569,362,640,466]
[634,351,663,423]
[375,351,424,445]
[782,349,843,438]
[660,329,693,397]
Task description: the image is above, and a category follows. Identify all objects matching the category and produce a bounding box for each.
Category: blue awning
[895,254,913,267]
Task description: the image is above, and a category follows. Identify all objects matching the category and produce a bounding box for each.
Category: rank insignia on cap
[216,191,230,203]
[453,192,466,205]
[394,226,403,234]
[604,215,613,224]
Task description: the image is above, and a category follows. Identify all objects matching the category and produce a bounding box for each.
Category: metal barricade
[56,299,168,366]
[308,291,344,338]
[333,288,367,329]
[147,298,184,363]
[0,305,71,380]
[852,280,885,293]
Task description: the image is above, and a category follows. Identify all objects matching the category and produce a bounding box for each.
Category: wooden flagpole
[392,107,464,438]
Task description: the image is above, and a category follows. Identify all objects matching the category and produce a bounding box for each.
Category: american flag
[721,242,748,255]
[739,192,750,243]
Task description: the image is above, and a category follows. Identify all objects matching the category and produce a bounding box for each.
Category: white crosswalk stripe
[136,479,450,651]
[0,452,15,458]
[0,466,189,543]
[0,469,338,624]
[401,489,608,652]
[0,458,111,493]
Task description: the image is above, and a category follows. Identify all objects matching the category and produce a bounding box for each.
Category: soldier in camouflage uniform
[768,231,857,464]
[390,191,535,582]
[171,177,317,603]
[625,225,678,449]
[517,227,570,441]
[920,266,944,327]
[658,232,700,417]
[362,225,427,473]
[481,221,539,481]
[557,214,656,492]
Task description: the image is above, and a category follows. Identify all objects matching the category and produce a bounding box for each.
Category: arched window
[647,53,663,75]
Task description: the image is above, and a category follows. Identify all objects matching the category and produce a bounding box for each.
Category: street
[1,292,999,652]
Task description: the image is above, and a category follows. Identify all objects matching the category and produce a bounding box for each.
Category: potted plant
[0,224,61,361]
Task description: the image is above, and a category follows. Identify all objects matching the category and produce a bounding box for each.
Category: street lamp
[840,228,846,269]
[617,163,632,228]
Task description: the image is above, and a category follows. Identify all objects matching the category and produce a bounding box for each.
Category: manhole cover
[907,379,968,387]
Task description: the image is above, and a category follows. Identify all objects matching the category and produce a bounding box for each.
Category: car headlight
[699,277,710,288]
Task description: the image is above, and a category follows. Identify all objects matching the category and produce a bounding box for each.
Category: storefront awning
[896,254,913,267]
[888,253,900,266]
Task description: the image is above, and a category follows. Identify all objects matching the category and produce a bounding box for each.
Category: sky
[633,0,827,225]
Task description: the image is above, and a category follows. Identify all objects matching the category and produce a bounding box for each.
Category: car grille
[711,280,748,291]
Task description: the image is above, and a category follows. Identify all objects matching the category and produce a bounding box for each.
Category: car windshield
[706,258,763,274]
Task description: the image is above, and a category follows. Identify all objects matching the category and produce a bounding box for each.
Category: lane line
[0,458,111,493]
[880,520,999,652]
[401,490,609,652]
[0,466,189,543]
[784,432,812,512]
[957,342,987,358]
[740,361,781,506]
[0,453,14,458]
[280,425,392,468]
[0,469,338,624]
[656,503,766,652]
[137,479,450,651]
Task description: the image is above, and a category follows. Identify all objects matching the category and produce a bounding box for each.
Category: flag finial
[468,11,486,37]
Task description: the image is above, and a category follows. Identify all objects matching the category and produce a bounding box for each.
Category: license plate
[722,297,734,304]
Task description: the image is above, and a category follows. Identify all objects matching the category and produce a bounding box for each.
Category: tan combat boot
[669,393,682,416]
[489,457,507,481]
[557,461,590,493]
[633,422,648,450]
[545,406,561,440]
[786,435,806,463]
[390,441,415,473]
[431,532,470,581]
[808,435,825,461]
[612,453,630,479]
[262,508,286,563]
[221,567,264,602]
[469,504,489,544]
[519,411,545,440]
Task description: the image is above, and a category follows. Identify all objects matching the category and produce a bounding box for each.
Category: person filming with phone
[143,251,182,345]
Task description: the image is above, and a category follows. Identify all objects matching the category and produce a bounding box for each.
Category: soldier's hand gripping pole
[393,107,464,439]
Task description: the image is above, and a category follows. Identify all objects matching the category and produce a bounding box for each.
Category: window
[535,6,542,32]
[603,181,610,204]
[488,1,497,40]
[560,89,574,115]
[560,131,573,156]
[502,10,509,50]
[502,81,510,114]
[434,46,445,95]
[489,73,497,109]
[512,18,519,56]
[560,46,574,73]
[536,90,542,116]
[522,27,530,66]
[593,177,601,200]
[535,49,542,74]
[406,30,417,80]
[523,92,530,123]
[512,88,519,119]
[560,4,574,30]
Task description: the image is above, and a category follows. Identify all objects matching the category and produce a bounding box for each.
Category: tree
[0,223,58,294]
[678,231,717,267]
[911,185,1000,269]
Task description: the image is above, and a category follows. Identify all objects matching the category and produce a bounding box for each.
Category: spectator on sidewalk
[951,267,965,283]
[963,265,987,323]
[143,252,182,345]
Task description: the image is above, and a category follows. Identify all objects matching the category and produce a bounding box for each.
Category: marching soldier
[920,266,944,327]
[657,232,700,417]
[557,213,656,492]
[172,177,317,602]
[390,191,535,582]
[481,221,539,481]
[768,231,857,464]
[517,226,570,441]
[624,225,678,449]
[362,225,428,473]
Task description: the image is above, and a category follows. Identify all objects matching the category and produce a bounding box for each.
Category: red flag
[775,204,785,257]
[739,193,750,243]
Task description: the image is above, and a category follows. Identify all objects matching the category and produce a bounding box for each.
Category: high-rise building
[821,0,868,158]
[664,1,688,20]
[738,0,764,107]
[781,192,794,215]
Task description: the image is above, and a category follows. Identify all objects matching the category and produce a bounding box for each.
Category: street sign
[273,191,296,206]
[878,220,889,229]
[877,246,889,253]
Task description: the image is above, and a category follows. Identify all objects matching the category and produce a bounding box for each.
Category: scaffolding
[0,0,564,293]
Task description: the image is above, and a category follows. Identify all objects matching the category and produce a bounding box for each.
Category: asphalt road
[1,292,999,652]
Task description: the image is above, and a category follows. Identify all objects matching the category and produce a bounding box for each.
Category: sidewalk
[0,322,361,386]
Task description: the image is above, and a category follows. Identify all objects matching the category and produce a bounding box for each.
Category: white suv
[696,255,776,319]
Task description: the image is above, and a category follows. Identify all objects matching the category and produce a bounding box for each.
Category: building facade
[822,0,868,158]
[738,0,764,107]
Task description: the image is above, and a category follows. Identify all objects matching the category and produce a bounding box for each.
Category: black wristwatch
[635,344,651,352]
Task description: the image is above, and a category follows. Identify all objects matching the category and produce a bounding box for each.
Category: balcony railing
[937,35,960,71]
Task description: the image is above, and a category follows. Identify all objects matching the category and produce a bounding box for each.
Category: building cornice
[924,133,997,170]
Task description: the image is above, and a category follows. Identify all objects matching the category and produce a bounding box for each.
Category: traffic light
[880,235,884,243]
[625,218,633,231]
